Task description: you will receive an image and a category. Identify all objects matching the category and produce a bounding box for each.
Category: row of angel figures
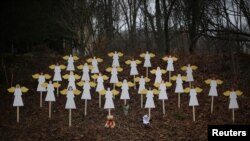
[7,51,243,124]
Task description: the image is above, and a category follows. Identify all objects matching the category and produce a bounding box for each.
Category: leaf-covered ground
[0,53,250,141]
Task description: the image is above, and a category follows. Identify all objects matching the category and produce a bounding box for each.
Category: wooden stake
[17,107,19,123]
[56,81,59,97]
[189,82,191,88]
[108,108,111,116]
[124,99,126,105]
[232,109,235,123]
[84,99,87,116]
[162,100,165,115]
[133,75,136,89]
[40,91,43,107]
[146,67,148,78]
[141,94,143,108]
[69,109,72,127]
[49,102,51,119]
[178,93,180,108]
[148,108,151,118]
[193,106,195,121]
[99,93,101,108]
[211,96,214,114]
[169,71,171,82]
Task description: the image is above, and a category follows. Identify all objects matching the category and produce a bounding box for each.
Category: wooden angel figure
[162,55,178,82]
[8,84,29,123]
[150,67,167,84]
[224,89,243,122]
[135,76,150,108]
[49,63,66,96]
[171,74,186,108]
[184,87,203,121]
[99,88,119,116]
[32,72,51,107]
[108,51,123,67]
[61,86,81,127]
[154,81,172,115]
[92,73,109,108]
[140,88,159,118]
[125,59,142,89]
[181,64,198,88]
[44,81,60,119]
[205,78,223,113]
[63,54,79,71]
[106,66,123,90]
[77,80,96,116]
[116,79,134,105]
[87,56,103,74]
[63,71,81,90]
[77,63,93,82]
[140,51,155,77]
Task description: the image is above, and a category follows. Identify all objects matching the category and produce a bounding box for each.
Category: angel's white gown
[159,83,168,100]
[67,74,76,90]
[120,81,130,100]
[167,57,174,71]
[130,61,138,75]
[138,76,145,94]
[96,75,104,92]
[37,75,46,92]
[81,65,90,81]
[154,68,162,84]
[53,66,62,81]
[175,75,184,93]
[143,52,151,67]
[45,82,56,102]
[229,91,239,109]
[81,81,91,100]
[67,55,75,71]
[186,66,194,82]
[91,58,99,73]
[104,88,115,109]
[112,52,120,67]
[208,80,218,96]
[65,90,76,109]
[13,88,23,107]
[110,67,118,83]
[189,89,199,106]
[145,90,155,108]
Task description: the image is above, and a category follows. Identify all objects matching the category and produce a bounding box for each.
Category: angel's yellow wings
[191,65,198,70]
[73,89,81,95]
[172,57,178,61]
[53,82,61,88]
[32,73,40,79]
[49,65,55,70]
[135,60,142,64]
[204,79,211,84]
[117,67,123,72]
[150,69,156,74]
[44,74,51,79]
[181,66,187,71]
[7,87,16,93]
[161,69,167,74]
[171,75,177,81]
[236,90,243,96]
[223,91,230,96]
[63,55,69,60]
[63,74,69,79]
[102,75,109,80]
[125,60,131,65]
[73,56,79,61]
[74,74,81,80]
[106,67,112,72]
[8,86,28,93]
[162,56,168,61]
[118,52,123,57]
[97,58,103,62]
[140,53,145,58]
[108,52,114,57]
[86,58,93,63]
[128,82,134,87]
[216,79,223,85]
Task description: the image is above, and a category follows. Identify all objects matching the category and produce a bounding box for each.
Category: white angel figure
[108,51,123,67]
[91,73,109,108]
[224,89,243,122]
[135,76,150,108]
[116,80,134,105]
[62,54,79,71]
[171,74,186,108]
[184,87,203,121]
[162,55,178,82]
[45,81,56,102]
[60,86,81,127]
[140,51,155,77]
[205,78,223,113]
[154,81,172,114]
[87,57,103,74]
[8,84,29,123]
[126,59,142,89]
[181,64,198,87]
[150,67,167,84]
[49,63,66,82]
[98,88,119,116]
[32,72,51,107]
[106,66,123,89]
[77,63,92,81]
[140,89,159,117]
